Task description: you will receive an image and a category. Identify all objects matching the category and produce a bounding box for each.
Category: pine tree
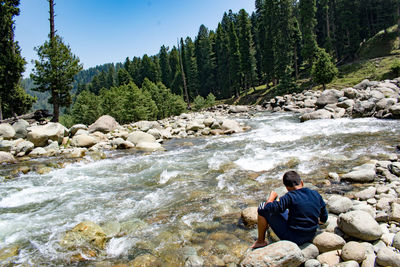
[300,0,318,65]
[31,0,82,122]
[215,23,231,98]
[159,45,171,87]
[169,47,183,95]
[117,68,132,86]
[228,21,242,97]
[311,47,338,90]
[263,0,278,86]
[0,0,35,119]
[184,37,200,98]
[237,9,257,92]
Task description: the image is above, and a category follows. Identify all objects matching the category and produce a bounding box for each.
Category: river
[0,111,399,266]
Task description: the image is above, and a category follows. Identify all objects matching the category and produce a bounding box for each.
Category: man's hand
[267,191,278,203]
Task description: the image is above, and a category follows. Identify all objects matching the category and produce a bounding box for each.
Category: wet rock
[0,244,19,261]
[304,259,321,267]
[327,195,353,214]
[69,124,88,136]
[312,232,346,253]
[376,247,400,267]
[71,134,97,148]
[0,123,15,140]
[27,122,67,147]
[341,164,376,183]
[60,221,107,250]
[12,119,29,139]
[341,241,366,263]
[136,142,163,152]
[354,187,376,200]
[240,241,305,267]
[127,131,156,145]
[229,106,249,113]
[300,109,333,122]
[221,119,242,134]
[101,221,121,238]
[241,207,258,228]
[316,250,341,266]
[0,151,15,163]
[185,255,204,267]
[64,148,87,158]
[300,243,319,260]
[88,115,119,133]
[338,210,382,241]
[128,254,161,267]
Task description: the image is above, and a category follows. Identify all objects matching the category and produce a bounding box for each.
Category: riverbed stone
[389,162,400,177]
[300,243,320,260]
[135,142,163,152]
[393,232,400,250]
[71,134,97,148]
[300,109,333,122]
[313,232,346,253]
[128,254,161,267]
[29,147,47,156]
[390,104,400,118]
[341,164,376,183]
[221,119,242,134]
[15,140,34,154]
[88,115,119,133]
[338,210,382,241]
[304,259,321,267]
[354,187,376,200]
[316,89,343,107]
[127,131,156,145]
[60,221,107,250]
[316,250,341,266]
[390,202,400,222]
[240,241,305,267]
[327,195,353,214]
[0,245,19,261]
[341,241,366,263]
[0,140,15,152]
[0,151,15,163]
[229,105,249,113]
[0,123,15,140]
[12,119,29,139]
[27,122,67,147]
[69,124,88,136]
[351,203,375,218]
[241,207,258,228]
[376,247,400,267]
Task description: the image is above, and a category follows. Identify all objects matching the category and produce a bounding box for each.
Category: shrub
[391,60,400,77]
[192,95,206,111]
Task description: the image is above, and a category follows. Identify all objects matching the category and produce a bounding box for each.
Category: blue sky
[15,0,255,76]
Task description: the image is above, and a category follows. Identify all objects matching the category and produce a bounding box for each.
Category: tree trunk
[49,0,59,122]
[294,45,299,79]
[51,90,59,122]
[49,0,55,40]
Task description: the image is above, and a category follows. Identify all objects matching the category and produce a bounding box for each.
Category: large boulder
[27,123,67,147]
[390,104,400,118]
[316,89,343,107]
[353,79,371,90]
[88,115,119,133]
[338,210,382,241]
[376,98,397,110]
[300,109,333,122]
[60,221,107,250]
[69,124,88,136]
[0,151,15,163]
[352,100,376,118]
[135,142,163,152]
[127,131,156,145]
[229,105,249,113]
[134,120,161,132]
[0,123,16,140]
[341,241,366,263]
[376,247,400,267]
[12,119,29,139]
[15,140,34,154]
[241,207,258,228]
[312,232,346,253]
[327,195,353,214]
[300,243,319,261]
[221,119,242,134]
[340,163,376,183]
[70,135,97,148]
[0,140,15,152]
[240,241,305,267]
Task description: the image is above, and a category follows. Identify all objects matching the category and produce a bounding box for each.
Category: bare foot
[251,240,268,249]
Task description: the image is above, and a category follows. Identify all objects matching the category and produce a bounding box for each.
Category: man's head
[283,171,303,191]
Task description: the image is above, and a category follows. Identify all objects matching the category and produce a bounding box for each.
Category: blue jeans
[258,209,316,246]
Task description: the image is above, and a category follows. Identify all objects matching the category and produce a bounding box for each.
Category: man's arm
[267,191,278,203]
[259,192,291,214]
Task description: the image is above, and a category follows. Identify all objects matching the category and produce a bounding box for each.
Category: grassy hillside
[229,25,400,105]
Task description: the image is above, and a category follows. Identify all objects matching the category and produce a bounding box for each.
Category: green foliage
[31,35,83,121]
[192,95,206,111]
[390,59,400,77]
[299,0,318,65]
[59,114,75,128]
[2,86,36,117]
[117,68,132,86]
[71,90,102,125]
[311,48,338,89]
[205,93,216,107]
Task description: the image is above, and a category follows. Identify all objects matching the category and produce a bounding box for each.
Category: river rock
[240,241,305,267]
[12,119,29,139]
[128,254,161,267]
[0,123,15,140]
[300,243,320,260]
[27,122,67,147]
[221,119,242,134]
[353,79,371,90]
[186,122,205,131]
[0,151,15,163]
[316,250,341,266]
[0,140,15,152]
[113,138,135,149]
[147,128,162,139]
[229,105,249,113]
[393,232,400,250]
[351,203,375,218]
[135,120,160,132]
[71,134,97,148]
[0,245,19,261]
[88,115,119,133]
[69,124,88,136]
[336,261,359,267]
[352,100,376,118]
[64,148,86,158]
[15,140,34,154]
[376,98,397,110]
[338,210,382,241]
[354,186,376,200]
[29,147,47,156]
[389,162,400,177]
[300,109,333,122]
[185,255,204,267]
[316,89,343,107]
[390,202,400,222]
[343,88,359,99]
[304,259,321,267]
[241,207,258,228]
[136,142,163,152]
[327,195,353,214]
[337,99,355,109]
[390,104,400,118]
[376,247,400,267]
[60,221,107,250]
[341,241,366,263]
[127,131,156,145]
[312,232,346,253]
[341,164,376,183]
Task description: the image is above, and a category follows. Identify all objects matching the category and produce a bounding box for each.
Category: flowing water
[1,112,400,266]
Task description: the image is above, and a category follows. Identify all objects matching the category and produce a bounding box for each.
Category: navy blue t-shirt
[259,187,328,233]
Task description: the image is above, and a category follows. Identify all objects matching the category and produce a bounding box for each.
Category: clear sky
[14,0,255,77]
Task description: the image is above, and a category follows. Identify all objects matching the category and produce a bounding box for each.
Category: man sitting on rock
[252,171,328,249]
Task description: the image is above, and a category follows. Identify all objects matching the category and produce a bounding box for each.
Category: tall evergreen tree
[215,23,231,98]
[263,0,278,86]
[0,0,35,119]
[299,0,318,65]
[237,9,258,92]
[184,37,200,98]
[227,21,242,97]
[169,46,183,95]
[159,45,171,87]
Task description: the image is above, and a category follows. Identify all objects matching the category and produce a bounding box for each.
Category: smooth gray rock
[313,232,346,253]
[392,232,400,250]
[29,147,47,156]
[316,89,343,107]
[341,164,376,183]
[70,135,97,148]
[335,261,360,267]
[135,141,163,152]
[69,124,88,136]
[341,241,367,263]
[351,203,375,218]
[390,202,400,222]
[0,151,15,163]
[338,210,382,241]
[300,109,333,122]
[27,123,67,147]
[0,140,15,152]
[376,247,400,267]
[12,119,29,139]
[376,98,397,110]
[354,187,376,200]
[327,195,353,214]
[127,131,156,145]
[0,123,15,140]
[221,119,242,134]
[304,259,321,267]
[229,105,249,113]
[300,243,320,261]
[240,241,305,267]
[88,115,119,133]
[352,100,376,118]
[15,140,34,154]
[241,207,258,228]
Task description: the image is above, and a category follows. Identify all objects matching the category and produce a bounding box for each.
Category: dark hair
[283,171,302,187]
